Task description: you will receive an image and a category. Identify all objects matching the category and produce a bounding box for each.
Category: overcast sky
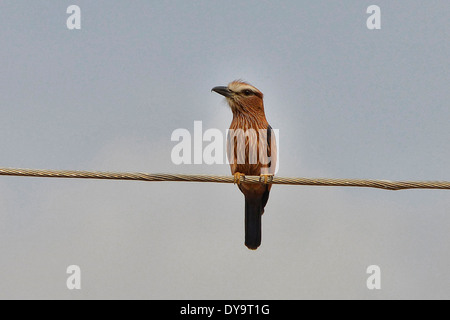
[0,1,449,299]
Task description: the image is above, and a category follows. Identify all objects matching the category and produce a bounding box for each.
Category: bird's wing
[261,125,277,176]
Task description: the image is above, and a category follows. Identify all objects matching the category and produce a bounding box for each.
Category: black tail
[245,197,263,250]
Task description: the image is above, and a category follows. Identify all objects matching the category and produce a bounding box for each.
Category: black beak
[211,86,233,98]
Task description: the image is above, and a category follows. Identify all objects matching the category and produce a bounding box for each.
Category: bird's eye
[242,89,253,96]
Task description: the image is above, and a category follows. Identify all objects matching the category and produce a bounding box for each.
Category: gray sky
[0,1,449,299]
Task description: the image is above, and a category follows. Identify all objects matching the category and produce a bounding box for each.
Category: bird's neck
[231,108,268,129]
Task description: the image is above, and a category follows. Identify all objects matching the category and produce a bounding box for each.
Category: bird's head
[212,80,264,115]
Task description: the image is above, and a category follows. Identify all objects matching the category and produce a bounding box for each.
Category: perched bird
[212,80,277,250]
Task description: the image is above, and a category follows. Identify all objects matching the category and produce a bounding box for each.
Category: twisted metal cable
[0,167,449,191]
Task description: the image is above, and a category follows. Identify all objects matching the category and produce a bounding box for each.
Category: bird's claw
[259,174,274,184]
[233,172,245,185]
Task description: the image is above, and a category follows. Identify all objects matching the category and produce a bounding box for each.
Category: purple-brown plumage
[212,80,277,250]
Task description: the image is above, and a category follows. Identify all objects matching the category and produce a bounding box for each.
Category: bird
[212,80,277,250]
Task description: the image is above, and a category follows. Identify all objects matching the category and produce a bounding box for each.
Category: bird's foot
[233,172,245,185]
[259,174,274,184]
